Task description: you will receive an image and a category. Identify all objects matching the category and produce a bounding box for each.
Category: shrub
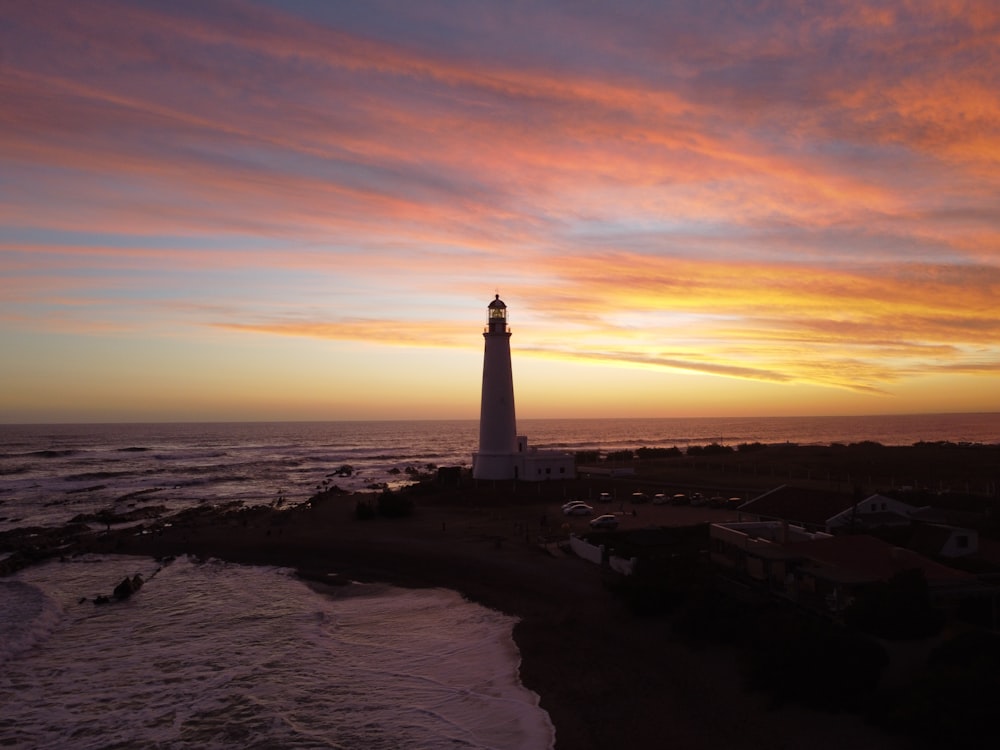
[636,446,682,459]
[376,489,414,518]
[844,569,945,640]
[848,440,884,449]
[745,613,888,711]
[606,449,634,462]
[687,442,733,456]
[873,630,1000,747]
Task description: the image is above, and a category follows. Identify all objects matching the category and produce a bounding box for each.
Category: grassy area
[613,442,1000,499]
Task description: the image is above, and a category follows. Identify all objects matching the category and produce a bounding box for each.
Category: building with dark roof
[710,520,985,616]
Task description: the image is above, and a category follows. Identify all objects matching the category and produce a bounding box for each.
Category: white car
[652,493,668,505]
[563,503,593,516]
[561,500,587,512]
[590,514,619,529]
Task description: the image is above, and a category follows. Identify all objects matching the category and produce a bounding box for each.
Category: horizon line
[2,410,998,428]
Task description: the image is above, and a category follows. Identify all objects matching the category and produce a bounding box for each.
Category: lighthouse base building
[472,434,576,482]
[471,295,575,482]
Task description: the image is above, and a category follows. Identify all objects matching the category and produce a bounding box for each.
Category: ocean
[1,557,551,749]
[1,413,998,748]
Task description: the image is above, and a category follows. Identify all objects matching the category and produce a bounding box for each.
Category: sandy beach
[83,492,911,750]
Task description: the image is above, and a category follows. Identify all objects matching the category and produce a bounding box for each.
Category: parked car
[690,492,707,506]
[564,503,594,516]
[652,493,668,505]
[670,493,689,505]
[561,500,586,511]
[598,492,613,503]
[590,514,619,529]
[709,496,727,508]
[630,492,649,504]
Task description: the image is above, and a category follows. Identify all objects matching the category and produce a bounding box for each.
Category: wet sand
[97,495,910,750]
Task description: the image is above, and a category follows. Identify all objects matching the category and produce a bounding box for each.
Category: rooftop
[739,485,856,527]
[789,534,976,586]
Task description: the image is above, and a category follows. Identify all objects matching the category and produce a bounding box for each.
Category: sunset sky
[2,0,999,423]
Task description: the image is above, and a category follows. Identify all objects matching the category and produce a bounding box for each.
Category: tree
[376,488,414,518]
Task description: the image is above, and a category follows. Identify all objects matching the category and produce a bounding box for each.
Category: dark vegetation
[600,522,999,745]
[631,440,1000,505]
[635,446,683,459]
[624,560,890,713]
[355,487,415,520]
[605,449,635,462]
[601,524,712,616]
[871,629,1000,747]
[844,569,946,639]
[686,442,734,456]
[571,440,997,508]
[742,609,889,713]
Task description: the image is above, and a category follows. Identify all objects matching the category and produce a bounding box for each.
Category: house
[825,493,919,531]
[710,521,980,615]
[710,520,830,588]
[788,533,977,604]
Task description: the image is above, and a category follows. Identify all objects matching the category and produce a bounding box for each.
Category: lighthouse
[472,294,518,480]
[471,294,576,482]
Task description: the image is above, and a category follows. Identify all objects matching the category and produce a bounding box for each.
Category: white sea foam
[0,580,65,666]
[0,556,555,750]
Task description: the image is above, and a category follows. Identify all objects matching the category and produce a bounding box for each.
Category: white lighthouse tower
[471,294,576,482]
[472,294,518,480]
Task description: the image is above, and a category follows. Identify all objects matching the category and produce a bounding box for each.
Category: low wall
[609,555,637,576]
[569,534,604,565]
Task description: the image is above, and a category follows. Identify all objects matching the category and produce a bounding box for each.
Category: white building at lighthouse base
[472,435,576,482]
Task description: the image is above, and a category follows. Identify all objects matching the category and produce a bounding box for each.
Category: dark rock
[295,569,351,586]
[112,573,144,600]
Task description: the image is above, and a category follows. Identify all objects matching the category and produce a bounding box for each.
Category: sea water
[0,555,555,749]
